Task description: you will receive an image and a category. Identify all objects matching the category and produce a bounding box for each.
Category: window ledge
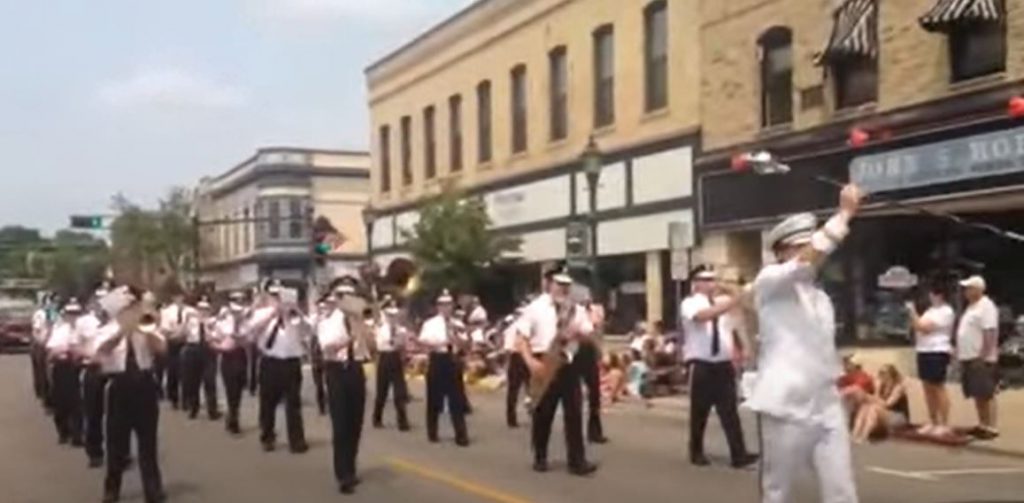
[592,123,617,138]
[477,160,494,171]
[546,137,570,152]
[641,107,671,123]
[508,151,530,163]
[949,72,1006,94]
[757,122,793,139]
[832,102,878,121]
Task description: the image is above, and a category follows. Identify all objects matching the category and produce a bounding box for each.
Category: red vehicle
[0,305,34,353]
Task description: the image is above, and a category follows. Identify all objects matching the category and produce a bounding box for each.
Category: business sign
[668,221,693,281]
[565,220,591,269]
[850,125,1024,192]
[878,266,919,290]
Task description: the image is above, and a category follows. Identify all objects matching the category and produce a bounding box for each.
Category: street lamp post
[362,206,376,266]
[581,136,603,302]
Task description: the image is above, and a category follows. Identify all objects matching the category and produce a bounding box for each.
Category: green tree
[47,230,109,299]
[109,187,197,292]
[403,188,520,297]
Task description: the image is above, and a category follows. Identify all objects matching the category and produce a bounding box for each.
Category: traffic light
[311,215,338,265]
[69,215,104,229]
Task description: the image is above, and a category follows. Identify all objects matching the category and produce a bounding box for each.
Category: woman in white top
[906,286,955,436]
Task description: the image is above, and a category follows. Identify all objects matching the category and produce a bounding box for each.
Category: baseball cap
[959,275,986,290]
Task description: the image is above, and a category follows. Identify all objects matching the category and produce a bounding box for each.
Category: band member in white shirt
[31,294,54,410]
[320,277,373,494]
[576,297,608,444]
[95,285,167,503]
[47,299,85,447]
[248,281,311,453]
[158,292,188,409]
[418,289,470,446]
[746,184,863,503]
[504,306,528,428]
[310,300,329,417]
[681,265,757,469]
[180,297,221,421]
[372,296,410,431]
[78,289,109,468]
[213,291,251,435]
[515,266,597,476]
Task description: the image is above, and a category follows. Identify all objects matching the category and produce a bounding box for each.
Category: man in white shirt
[504,306,528,428]
[30,295,53,410]
[47,299,85,447]
[213,291,251,435]
[681,266,757,469]
[78,289,109,468]
[746,184,863,503]
[319,278,373,494]
[419,289,470,446]
[158,292,188,409]
[372,296,410,431]
[309,300,329,417]
[248,281,311,453]
[577,297,608,444]
[955,275,1000,440]
[180,297,221,421]
[515,266,597,476]
[94,285,167,503]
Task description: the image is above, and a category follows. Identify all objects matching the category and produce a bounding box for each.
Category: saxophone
[526,297,575,405]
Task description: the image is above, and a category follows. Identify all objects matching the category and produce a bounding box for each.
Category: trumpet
[525,298,574,406]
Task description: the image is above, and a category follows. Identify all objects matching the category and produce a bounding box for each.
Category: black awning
[816,0,878,65]
[919,0,1003,32]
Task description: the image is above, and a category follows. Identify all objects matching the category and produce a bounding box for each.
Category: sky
[0,0,472,233]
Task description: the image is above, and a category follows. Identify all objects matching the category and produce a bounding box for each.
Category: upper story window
[449,94,463,172]
[818,0,878,109]
[424,105,437,180]
[511,65,528,154]
[400,116,412,186]
[549,46,568,141]
[242,207,251,252]
[593,25,615,127]
[268,200,281,240]
[379,125,391,192]
[759,27,793,127]
[644,1,668,112]
[477,80,493,163]
[288,198,303,239]
[920,0,1006,82]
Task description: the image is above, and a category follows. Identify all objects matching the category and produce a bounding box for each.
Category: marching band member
[248,280,310,453]
[180,297,221,421]
[158,292,188,409]
[95,285,167,503]
[46,299,84,447]
[681,265,757,469]
[372,296,410,431]
[746,184,863,503]
[418,289,470,446]
[213,291,251,435]
[78,289,108,468]
[504,307,528,428]
[515,266,597,476]
[577,297,608,444]
[310,300,329,417]
[320,277,372,494]
[30,294,53,411]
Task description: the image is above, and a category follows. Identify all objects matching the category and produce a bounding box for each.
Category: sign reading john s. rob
[850,125,1024,193]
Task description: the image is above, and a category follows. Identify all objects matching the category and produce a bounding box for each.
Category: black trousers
[505,353,529,427]
[455,354,472,413]
[259,356,305,448]
[426,353,468,443]
[83,366,108,461]
[531,356,586,467]
[688,360,748,462]
[51,360,83,444]
[181,344,219,417]
[220,348,248,428]
[310,350,327,416]
[575,342,604,440]
[326,361,366,484]
[373,351,409,427]
[105,371,163,503]
[30,344,51,408]
[247,345,260,396]
[164,340,183,406]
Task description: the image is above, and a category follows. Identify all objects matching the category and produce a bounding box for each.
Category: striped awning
[919,0,1003,32]
[816,0,878,65]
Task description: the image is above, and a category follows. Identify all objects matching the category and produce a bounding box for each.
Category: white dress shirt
[251,306,309,359]
[956,296,999,362]
[96,322,164,374]
[46,319,80,359]
[502,316,521,352]
[182,311,213,345]
[213,307,248,351]
[32,309,50,344]
[514,293,593,356]
[75,313,103,364]
[159,304,189,342]
[375,320,407,352]
[418,315,466,353]
[317,309,370,362]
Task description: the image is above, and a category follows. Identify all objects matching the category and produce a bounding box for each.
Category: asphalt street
[0,354,1022,503]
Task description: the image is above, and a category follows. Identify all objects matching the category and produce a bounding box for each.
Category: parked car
[0,307,33,353]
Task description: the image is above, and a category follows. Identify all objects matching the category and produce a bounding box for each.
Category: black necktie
[344,315,355,362]
[199,320,207,344]
[177,307,183,325]
[126,335,140,374]
[265,316,284,350]
[711,308,721,357]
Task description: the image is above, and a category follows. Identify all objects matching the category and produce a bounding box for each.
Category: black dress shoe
[532,460,549,473]
[731,454,760,469]
[372,421,384,429]
[170,401,179,410]
[398,423,411,432]
[428,436,440,444]
[589,435,609,444]
[338,481,355,495]
[102,490,120,503]
[290,443,309,454]
[691,454,711,467]
[58,436,69,445]
[208,411,223,421]
[261,442,276,452]
[88,457,104,469]
[569,462,598,477]
[455,438,470,447]
[507,421,520,429]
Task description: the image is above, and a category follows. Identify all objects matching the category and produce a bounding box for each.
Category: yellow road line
[387,457,534,503]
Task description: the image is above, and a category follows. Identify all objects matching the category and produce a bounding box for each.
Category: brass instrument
[339,295,374,357]
[525,298,575,405]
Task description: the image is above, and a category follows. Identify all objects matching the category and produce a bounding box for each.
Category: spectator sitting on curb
[851,364,910,443]
[839,353,875,410]
[600,352,627,407]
